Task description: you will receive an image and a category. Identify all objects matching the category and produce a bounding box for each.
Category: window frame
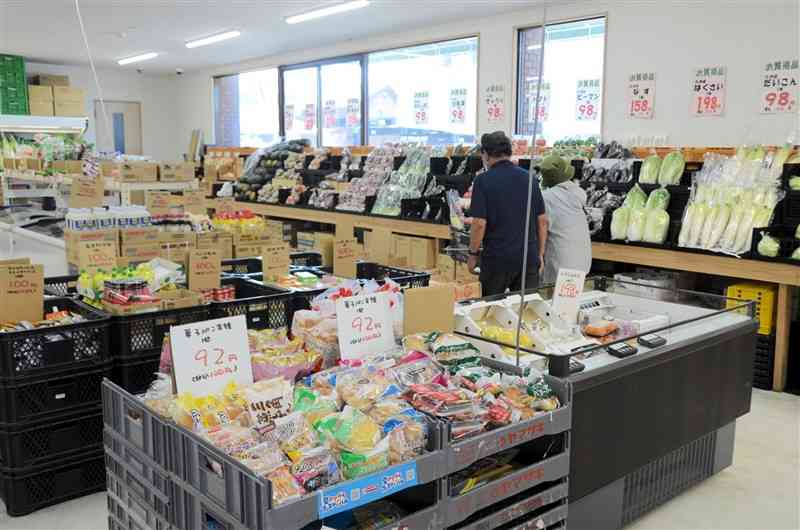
[512,15,608,141]
[212,68,281,147]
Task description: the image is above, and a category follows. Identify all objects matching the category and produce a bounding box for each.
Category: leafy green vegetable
[688,203,710,247]
[643,209,670,244]
[645,188,670,210]
[704,204,731,249]
[639,155,661,184]
[623,184,647,209]
[611,207,630,240]
[757,233,780,257]
[796,224,800,240]
[657,151,685,186]
[678,203,696,247]
[627,207,647,241]
[792,247,800,260]
[789,177,800,191]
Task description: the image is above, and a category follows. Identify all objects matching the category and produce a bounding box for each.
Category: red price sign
[335,291,395,362]
[578,103,595,119]
[413,91,429,125]
[627,73,655,119]
[194,347,237,368]
[696,95,720,114]
[346,98,360,126]
[449,88,467,124]
[575,79,600,121]
[351,315,382,334]
[323,100,336,128]
[762,90,796,113]
[760,61,798,114]
[304,103,316,130]
[691,66,726,117]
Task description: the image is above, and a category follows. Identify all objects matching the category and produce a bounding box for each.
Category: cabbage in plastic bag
[639,155,661,184]
[792,247,800,260]
[688,203,709,247]
[719,205,744,250]
[733,206,757,253]
[611,207,630,240]
[757,233,780,257]
[643,209,670,243]
[645,188,670,210]
[626,207,647,241]
[623,184,647,209]
[678,203,696,247]
[703,204,731,249]
[658,151,685,186]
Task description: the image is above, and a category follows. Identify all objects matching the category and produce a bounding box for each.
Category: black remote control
[637,333,667,348]
[607,342,638,358]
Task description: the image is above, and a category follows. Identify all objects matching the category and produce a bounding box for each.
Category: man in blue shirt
[468,131,548,296]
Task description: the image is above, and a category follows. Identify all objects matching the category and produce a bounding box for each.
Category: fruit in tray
[271,271,325,290]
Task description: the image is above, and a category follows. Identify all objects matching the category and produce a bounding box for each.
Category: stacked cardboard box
[431,254,481,301]
[159,162,195,182]
[391,234,438,269]
[196,232,233,260]
[233,233,274,258]
[120,162,159,183]
[27,84,54,116]
[297,231,335,266]
[53,86,86,117]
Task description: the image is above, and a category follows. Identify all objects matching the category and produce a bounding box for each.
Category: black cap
[480,131,512,157]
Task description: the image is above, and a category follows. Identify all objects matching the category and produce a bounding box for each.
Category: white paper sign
[284,104,294,131]
[627,72,656,119]
[449,88,467,124]
[323,99,336,128]
[527,82,550,123]
[304,103,316,130]
[413,91,429,125]
[551,268,587,324]
[575,79,601,121]
[170,315,253,395]
[485,84,505,122]
[335,292,395,361]
[346,98,360,126]
[691,66,726,117]
[760,59,799,114]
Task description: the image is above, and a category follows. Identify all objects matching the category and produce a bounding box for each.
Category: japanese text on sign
[627,72,656,119]
[526,81,550,123]
[346,98,360,126]
[170,315,253,396]
[691,66,726,117]
[318,461,418,517]
[304,103,316,130]
[575,79,601,121]
[485,84,505,122]
[552,268,586,324]
[449,88,467,124]
[760,59,798,114]
[413,91,429,125]
[323,99,336,128]
[78,241,116,274]
[336,291,395,361]
[284,104,294,131]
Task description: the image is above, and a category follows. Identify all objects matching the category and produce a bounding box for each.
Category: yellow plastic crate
[725,282,777,335]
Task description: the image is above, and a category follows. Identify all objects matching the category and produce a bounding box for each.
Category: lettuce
[623,184,647,209]
[792,247,800,260]
[611,207,631,240]
[626,207,647,241]
[733,206,757,253]
[658,151,685,186]
[643,209,670,243]
[796,224,800,240]
[678,203,696,247]
[790,177,800,191]
[639,155,661,184]
[757,234,780,257]
[645,188,670,210]
[705,204,731,249]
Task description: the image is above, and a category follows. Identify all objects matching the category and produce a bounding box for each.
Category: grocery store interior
[1,1,799,529]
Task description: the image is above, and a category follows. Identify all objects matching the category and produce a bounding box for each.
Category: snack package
[385,416,427,464]
[338,436,390,480]
[388,356,445,389]
[265,465,305,506]
[582,319,619,338]
[315,406,382,454]
[288,446,341,492]
[262,412,318,457]
[237,440,289,475]
[204,424,261,459]
[158,333,173,374]
[172,391,243,432]
[142,372,175,418]
[527,377,561,411]
[244,378,293,432]
[426,332,481,363]
[293,385,339,426]
[336,366,401,411]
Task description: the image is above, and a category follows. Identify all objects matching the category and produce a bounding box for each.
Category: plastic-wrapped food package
[372,147,431,216]
[238,440,288,474]
[293,385,339,425]
[757,233,780,257]
[265,465,306,505]
[643,209,670,244]
[336,366,401,411]
[622,184,647,209]
[645,188,670,210]
[426,332,481,364]
[203,425,261,458]
[288,445,341,491]
[626,207,647,241]
[388,356,445,388]
[639,155,662,184]
[657,151,685,186]
[338,437,390,480]
[243,378,293,432]
[610,207,630,240]
[315,406,383,454]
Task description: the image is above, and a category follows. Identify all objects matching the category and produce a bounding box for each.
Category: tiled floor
[2,389,798,530]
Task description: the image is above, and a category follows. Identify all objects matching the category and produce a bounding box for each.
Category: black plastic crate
[222,252,323,276]
[750,226,800,265]
[0,361,111,426]
[112,353,162,396]
[211,277,292,330]
[0,406,103,471]
[316,262,431,289]
[666,185,691,220]
[754,333,775,390]
[0,449,105,517]
[44,274,79,297]
[783,190,800,225]
[111,303,211,361]
[0,297,110,382]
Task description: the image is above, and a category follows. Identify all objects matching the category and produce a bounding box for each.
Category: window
[213,68,280,147]
[516,18,606,145]
[367,37,478,147]
[281,57,363,147]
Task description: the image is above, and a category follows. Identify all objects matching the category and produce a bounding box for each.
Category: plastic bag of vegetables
[700,204,731,249]
[626,207,647,241]
[792,247,800,261]
[757,233,780,257]
[611,207,630,240]
[645,188,670,210]
[622,184,647,209]
[657,151,685,186]
[643,209,670,244]
[639,155,661,184]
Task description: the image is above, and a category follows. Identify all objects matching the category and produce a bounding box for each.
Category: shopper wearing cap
[468,131,548,296]
[538,154,592,285]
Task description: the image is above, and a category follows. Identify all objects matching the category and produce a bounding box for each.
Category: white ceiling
[0,0,542,74]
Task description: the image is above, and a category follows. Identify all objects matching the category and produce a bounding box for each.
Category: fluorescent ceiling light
[286,0,369,24]
[117,52,158,65]
[186,30,241,49]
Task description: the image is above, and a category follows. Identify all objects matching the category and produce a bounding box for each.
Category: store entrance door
[94,100,143,155]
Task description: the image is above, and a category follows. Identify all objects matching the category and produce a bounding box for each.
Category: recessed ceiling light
[185,30,241,49]
[286,0,370,25]
[117,52,158,65]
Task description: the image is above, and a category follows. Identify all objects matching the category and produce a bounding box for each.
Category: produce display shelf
[2,169,200,192]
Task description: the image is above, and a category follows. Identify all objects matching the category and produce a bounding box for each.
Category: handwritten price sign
[691,66,726,117]
[336,291,395,361]
[485,84,506,123]
[323,99,336,128]
[284,104,294,131]
[171,315,253,395]
[346,98,360,126]
[551,268,586,324]
[78,241,116,274]
[304,103,316,130]
[575,79,600,121]
[627,72,655,119]
[413,91,429,125]
[449,88,467,124]
[760,59,798,114]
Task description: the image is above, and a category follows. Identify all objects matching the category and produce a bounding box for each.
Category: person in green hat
[537,154,592,284]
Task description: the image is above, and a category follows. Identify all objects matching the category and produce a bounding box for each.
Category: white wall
[174,0,800,148]
[26,62,182,161]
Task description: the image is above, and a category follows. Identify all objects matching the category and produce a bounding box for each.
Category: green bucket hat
[537,154,575,188]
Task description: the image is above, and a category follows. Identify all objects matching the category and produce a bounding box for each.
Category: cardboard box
[203,162,218,181]
[160,242,193,264]
[53,86,85,103]
[54,100,87,117]
[25,159,43,171]
[120,242,161,260]
[233,232,273,245]
[29,99,54,116]
[409,237,437,269]
[314,233,335,266]
[65,229,119,266]
[159,162,195,182]
[31,74,70,87]
[196,232,233,259]
[430,279,482,302]
[436,255,474,282]
[234,242,265,258]
[392,235,411,263]
[119,227,160,246]
[159,289,204,310]
[159,232,196,245]
[28,85,53,100]
[120,162,159,182]
[100,161,120,178]
[102,301,160,316]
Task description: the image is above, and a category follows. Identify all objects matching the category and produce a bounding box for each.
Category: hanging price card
[170,315,253,396]
[346,98,360,126]
[575,79,601,121]
[449,88,467,124]
[188,249,221,291]
[335,291,395,361]
[691,66,726,117]
[627,72,656,119]
[485,84,506,122]
[551,268,586,324]
[413,91,429,125]
[284,104,294,131]
[0,263,43,323]
[323,99,336,128]
[304,103,316,130]
[760,58,798,114]
[526,82,550,123]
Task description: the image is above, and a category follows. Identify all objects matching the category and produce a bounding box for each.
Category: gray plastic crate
[454,482,568,530]
[107,470,175,530]
[170,414,447,530]
[103,379,173,471]
[442,451,570,528]
[444,375,571,473]
[105,429,173,513]
[500,503,568,530]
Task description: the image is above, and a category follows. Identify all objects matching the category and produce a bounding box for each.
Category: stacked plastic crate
[0,54,29,115]
[0,297,111,516]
